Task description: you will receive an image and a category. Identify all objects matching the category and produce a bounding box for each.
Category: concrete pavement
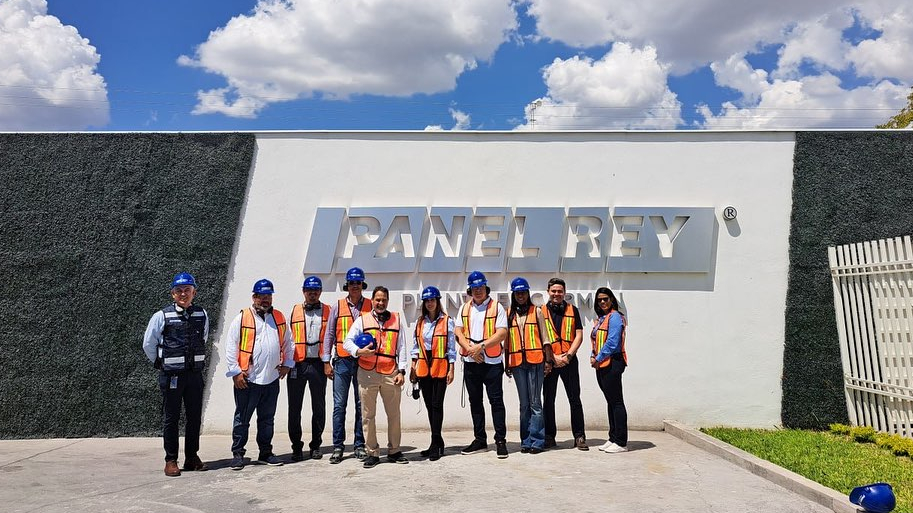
[0,429,836,513]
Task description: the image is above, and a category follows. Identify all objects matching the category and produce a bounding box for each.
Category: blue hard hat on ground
[303,275,323,290]
[511,277,530,292]
[467,270,487,288]
[421,286,442,300]
[171,272,196,289]
[252,279,275,295]
[354,333,375,349]
[850,483,896,513]
[346,267,366,282]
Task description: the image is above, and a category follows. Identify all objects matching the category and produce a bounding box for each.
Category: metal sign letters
[304,206,715,274]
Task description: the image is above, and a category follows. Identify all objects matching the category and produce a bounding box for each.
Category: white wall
[202,131,797,436]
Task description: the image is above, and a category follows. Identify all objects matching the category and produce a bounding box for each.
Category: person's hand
[357,345,376,357]
[233,372,248,389]
[278,366,290,379]
[590,356,597,369]
[446,367,455,385]
[554,353,569,368]
[544,361,553,376]
[468,342,483,357]
[409,367,418,384]
[324,362,334,379]
[394,373,405,387]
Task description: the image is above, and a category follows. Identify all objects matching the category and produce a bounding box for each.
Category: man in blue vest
[142,272,210,477]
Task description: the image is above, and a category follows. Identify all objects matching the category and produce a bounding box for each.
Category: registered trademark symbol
[722,206,738,221]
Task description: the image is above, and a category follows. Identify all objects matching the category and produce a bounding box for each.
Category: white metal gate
[829,236,913,437]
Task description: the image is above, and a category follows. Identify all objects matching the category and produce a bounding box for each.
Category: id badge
[170,376,178,389]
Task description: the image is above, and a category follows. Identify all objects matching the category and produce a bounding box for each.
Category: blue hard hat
[354,333,375,349]
[850,483,896,513]
[346,267,366,282]
[252,278,275,295]
[171,272,196,289]
[510,277,530,292]
[421,286,441,300]
[302,275,323,290]
[467,270,487,288]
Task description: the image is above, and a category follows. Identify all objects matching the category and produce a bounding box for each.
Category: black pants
[287,358,328,452]
[464,362,506,443]
[158,370,204,462]
[418,377,448,448]
[596,356,628,447]
[543,354,586,440]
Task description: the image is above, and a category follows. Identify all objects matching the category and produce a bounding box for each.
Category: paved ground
[0,430,834,513]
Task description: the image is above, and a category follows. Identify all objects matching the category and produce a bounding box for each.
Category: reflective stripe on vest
[238,308,288,372]
[335,298,372,358]
[592,311,627,369]
[542,303,576,355]
[507,307,544,368]
[414,315,450,378]
[290,303,330,362]
[359,313,400,375]
[460,299,502,358]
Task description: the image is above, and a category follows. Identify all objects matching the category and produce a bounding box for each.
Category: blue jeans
[512,363,545,449]
[231,379,280,457]
[332,357,365,449]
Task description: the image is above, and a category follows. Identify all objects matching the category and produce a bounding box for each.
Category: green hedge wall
[0,133,254,438]
[783,131,913,429]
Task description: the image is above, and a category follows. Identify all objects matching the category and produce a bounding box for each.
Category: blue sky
[1,0,911,131]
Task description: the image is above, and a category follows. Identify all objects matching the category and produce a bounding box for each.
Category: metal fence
[829,236,913,437]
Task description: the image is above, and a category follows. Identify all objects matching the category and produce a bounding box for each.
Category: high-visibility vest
[414,314,451,378]
[238,308,287,372]
[335,298,372,358]
[460,299,502,358]
[290,303,330,362]
[592,311,627,369]
[506,307,544,368]
[159,304,208,372]
[542,303,577,355]
[359,312,401,375]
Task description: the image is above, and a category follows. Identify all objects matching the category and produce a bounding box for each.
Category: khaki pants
[357,367,402,457]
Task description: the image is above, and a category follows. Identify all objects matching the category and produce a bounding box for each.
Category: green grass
[702,427,913,513]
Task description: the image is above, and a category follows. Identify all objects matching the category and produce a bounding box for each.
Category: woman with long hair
[409,286,456,460]
[590,287,628,453]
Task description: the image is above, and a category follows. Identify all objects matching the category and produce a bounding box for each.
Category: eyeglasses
[596,297,611,303]
[347,280,363,285]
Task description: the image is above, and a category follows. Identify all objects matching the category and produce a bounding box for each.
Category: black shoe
[529,447,544,454]
[461,439,488,455]
[387,452,409,464]
[420,445,435,457]
[429,447,444,461]
[520,447,530,454]
[291,450,305,462]
[309,449,322,460]
[544,438,557,449]
[363,455,381,468]
[496,441,508,459]
[329,448,343,464]
[575,436,590,451]
[230,454,244,470]
[257,453,284,466]
[354,446,368,461]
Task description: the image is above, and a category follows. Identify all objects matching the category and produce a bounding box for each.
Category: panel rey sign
[304,206,715,274]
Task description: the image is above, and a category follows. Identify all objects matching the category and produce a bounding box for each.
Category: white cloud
[848,4,913,81]
[425,108,472,131]
[0,0,108,130]
[700,67,909,128]
[516,43,682,130]
[181,0,517,118]
[775,11,853,77]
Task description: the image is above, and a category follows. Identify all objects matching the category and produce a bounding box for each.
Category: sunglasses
[596,297,611,303]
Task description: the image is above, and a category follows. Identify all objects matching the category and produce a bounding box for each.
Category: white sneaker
[604,444,627,453]
[597,441,615,452]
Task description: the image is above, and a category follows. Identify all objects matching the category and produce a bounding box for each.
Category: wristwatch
[398,369,406,375]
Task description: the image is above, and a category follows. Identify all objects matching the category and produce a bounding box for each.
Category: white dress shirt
[225,307,294,385]
[342,312,409,372]
[454,297,508,365]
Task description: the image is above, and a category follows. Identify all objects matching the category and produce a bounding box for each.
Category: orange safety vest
[460,299,502,358]
[506,307,544,368]
[358,312,401,375]
[414,315,451,378]
[335,298,372,358]
[542,303,577,355]
[592,311,627,369]
[238,308,287,372]
[290,303,330,362]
